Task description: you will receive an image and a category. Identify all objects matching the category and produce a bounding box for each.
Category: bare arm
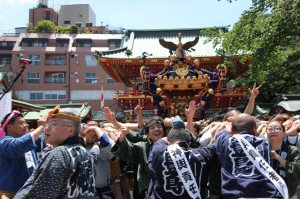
[134,99,144,129]
[185,101,196,133]
[103,107,125,130]
[31,115,48,141]
[244,83,262,115]
[116,126,129,144]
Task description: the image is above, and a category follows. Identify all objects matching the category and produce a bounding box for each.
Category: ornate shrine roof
[97,27,230,85]
[97,27,228,59]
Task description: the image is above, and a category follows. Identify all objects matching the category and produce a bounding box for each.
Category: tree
[207,0,300,102]
[26,22,36,33]
[36,20,56,33]
[69,25,79,34]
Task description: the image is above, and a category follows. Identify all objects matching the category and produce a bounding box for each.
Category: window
[27,72,40,84]
[107,74,116,84]
[0,41,15,49]
[64,21,71,25]
[44,91,66,100]
[28,55,40,66]
[86,22,93,27]
[85,55,97,67]
[109,42,116,49]
[77,42,91,47]
[57,42,68,47]
[45,13,51,20]
[30,92,43,100]
[45,56,66,65]
[85,73,97,84]
[1,58,11,65]
[32,42,47,47]
[0,42,7,46]
[52,73,65,83]
[16,90,65,101]
[75,22,82,27]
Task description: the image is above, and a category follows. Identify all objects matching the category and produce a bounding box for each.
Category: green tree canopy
[27,20,79,34]
[212,0,300,102]
[36,20,56,33]
[69,25,79,34]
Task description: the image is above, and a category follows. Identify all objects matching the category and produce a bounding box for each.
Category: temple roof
[97,27,228,59]
[96,27,231,86]
[12,99,45,112]
[23,103,93,121]
[274,101,300,113]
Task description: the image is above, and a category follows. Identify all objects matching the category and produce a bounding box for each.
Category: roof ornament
[159,33,199,57]
[125,49,132,56]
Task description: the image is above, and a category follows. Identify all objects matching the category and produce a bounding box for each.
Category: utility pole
[68,50,71,104]
[64,49,73,104]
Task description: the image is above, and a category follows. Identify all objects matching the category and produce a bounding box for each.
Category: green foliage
[56,26,70,34]
[209,0,300,102]
[69,25,79,34]
[200,27,227,48]
[26,23,36,33]
[26,21,79,34]
[36,20,56,33]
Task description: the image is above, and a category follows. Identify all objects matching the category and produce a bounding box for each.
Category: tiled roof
[23,110,49,120]
[99,28,224,59]
[274,101,300,112]
[23,104,93,120]
[12,99,45,111]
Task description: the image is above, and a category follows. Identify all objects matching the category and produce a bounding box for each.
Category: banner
[0,91,12,122]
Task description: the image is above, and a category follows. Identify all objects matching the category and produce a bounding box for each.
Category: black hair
[223,109,241,121]
[144,116,166,136]
[1,112,23,132]
[167,128,191,144]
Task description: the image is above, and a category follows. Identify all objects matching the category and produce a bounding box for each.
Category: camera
[19,58,32,65]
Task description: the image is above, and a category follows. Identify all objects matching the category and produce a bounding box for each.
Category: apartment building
[29,6,58,27]
[59,4,96,28]
[0,33,125,113]
[0,36,17,77]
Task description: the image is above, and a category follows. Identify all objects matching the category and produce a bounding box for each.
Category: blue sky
[0,0,252,34]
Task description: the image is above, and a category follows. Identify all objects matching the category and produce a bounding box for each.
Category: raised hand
[37,115,49,127]
[103,107,116,123]
[248,82,262,98]
[118,126,129,143]
[134,99,143,116]
[185,100,197,119]
[286,120,300,136]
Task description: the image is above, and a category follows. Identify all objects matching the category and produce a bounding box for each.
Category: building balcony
[44,59,66,65]
[0,46,14,50]
[0,60,11,65]
[44,77,66,83]
[47,42,69,47]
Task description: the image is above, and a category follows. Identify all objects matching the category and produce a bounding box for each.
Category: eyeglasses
[267,127,282,133]
[48,122,74,128]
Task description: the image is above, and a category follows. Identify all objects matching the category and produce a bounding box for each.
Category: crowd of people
[0,84,300,199]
